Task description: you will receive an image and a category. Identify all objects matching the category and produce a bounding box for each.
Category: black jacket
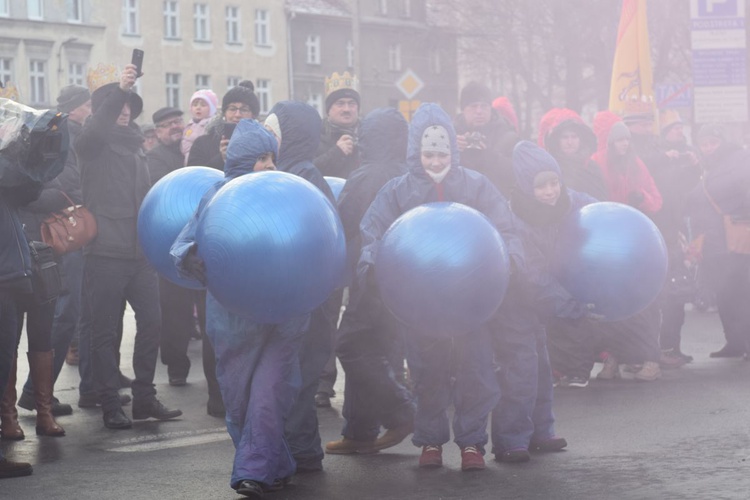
[147,140,184,184]
[76,86,149,259]
[313,118,360,179]
[186,121,228,171]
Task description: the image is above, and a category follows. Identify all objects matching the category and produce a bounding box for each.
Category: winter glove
[183,245,207,285]
[627,191,645,208]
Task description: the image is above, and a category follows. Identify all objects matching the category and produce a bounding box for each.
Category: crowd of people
[1,62,749,499]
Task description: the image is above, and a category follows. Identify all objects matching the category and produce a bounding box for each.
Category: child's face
[191,98,210,120]
[421,150,451,174]
[533,172,561,206]
[253,152,276,172]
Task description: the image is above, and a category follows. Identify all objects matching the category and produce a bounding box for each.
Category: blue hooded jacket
[338,108,408,276]
[356,103,525,284]
[170,119,278,275]
[267,101,335,204]
[510,140,597,318]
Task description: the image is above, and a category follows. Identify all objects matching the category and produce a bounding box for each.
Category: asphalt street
[1,306,749,500]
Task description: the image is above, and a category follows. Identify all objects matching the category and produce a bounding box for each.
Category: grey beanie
[607,121,631,145]
[696,123,726,143]
[56,84,91,113]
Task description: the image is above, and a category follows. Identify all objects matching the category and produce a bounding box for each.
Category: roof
[286,0,350,17]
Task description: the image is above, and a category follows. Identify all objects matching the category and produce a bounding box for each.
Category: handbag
[40,192,97,255]
[28,241,63,304]
[702,181,750,255]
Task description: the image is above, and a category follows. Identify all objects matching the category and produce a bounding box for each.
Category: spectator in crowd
[313,71,360,179]
[181,89,218,164]
[454,82,519,197]
[147,106,184,183]
[141,124,158,153]
[687,124,750,359]
[76,64,181,429]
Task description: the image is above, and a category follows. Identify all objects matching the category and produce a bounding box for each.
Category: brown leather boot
[28,351,65,437]
[0,353,25,441]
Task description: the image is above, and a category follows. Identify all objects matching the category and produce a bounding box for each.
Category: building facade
[286,0,458,119]
[0,0,289,122]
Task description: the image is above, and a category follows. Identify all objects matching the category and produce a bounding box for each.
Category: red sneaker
[418,445,443,468]
[460,445,486,471]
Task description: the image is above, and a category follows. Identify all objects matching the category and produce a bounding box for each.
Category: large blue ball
[551,202,667,321]
[196,171,346,323]
[375,202,510,337]
[324,176,346,202]
[138,166,223,289]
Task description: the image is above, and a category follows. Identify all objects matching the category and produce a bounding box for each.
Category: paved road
[1,307,749,499]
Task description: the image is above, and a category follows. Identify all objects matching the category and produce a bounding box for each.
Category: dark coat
[313,118,360,179]
[338,108,408,276]
[76,86,150,259]
[688,143,750,257]
[54,119,84,204]
[454,111,519,198]
[186,120,228,171]
[147,140,184,184]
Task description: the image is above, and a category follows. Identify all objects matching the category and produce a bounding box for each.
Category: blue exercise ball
[324,176,346,202]
[551,202,668,321]
[138,166,223,289]
[375,202,510,337]
[196,171,346,323]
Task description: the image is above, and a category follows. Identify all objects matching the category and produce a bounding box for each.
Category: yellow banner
[608,0,655,115]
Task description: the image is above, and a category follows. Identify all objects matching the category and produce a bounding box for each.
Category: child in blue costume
[491,140,598,463]
[355,103,526,471]
[171,119,298,499]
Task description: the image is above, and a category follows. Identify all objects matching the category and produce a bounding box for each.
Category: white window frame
[0,0,9,17]
[195,74,210,90]
[123,0,139,35]
[254,9,270,47]
[166,73,181,108]
[0,58,13,86]
[226,6,241,44]
[227,76,241,89]
[306,35,320,65]
[388,44,401,72]
[29,59,47,105]
[164,1,180,39]
[67,0,82,23]
[256,79,271,115]
[28,0,43,20]
[194,3,210,42]
[68,62,86,86]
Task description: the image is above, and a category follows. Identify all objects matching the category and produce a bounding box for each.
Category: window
[388,44,401,71]
[403,0,411,17]
[227,76,241,89]
[67,0,82,22]
[68,62,86,86]
[195,74,210,90]
[256,79,271,115]
[226,6,240,44]
[164,1,179,39]
[123,0,139,35]
[306,35,320,65]
[429,49,441,75]
[166,73,180,108]
[0,58,12,86]
[28,0,43,19]
[0,0,8,17]
[254,9,270,46]
[346,40,354,69]
[194,3,210,42]
[380,0,388,15]
[307,93,323,116]
[29,59,47,105]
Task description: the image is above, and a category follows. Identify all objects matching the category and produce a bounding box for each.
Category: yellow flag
[608,0,655,114]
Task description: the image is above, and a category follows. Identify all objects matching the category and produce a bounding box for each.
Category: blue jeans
[205,293,307,489]
[22,249,83,398]
[81,255,160,412]
[408,328,498,450]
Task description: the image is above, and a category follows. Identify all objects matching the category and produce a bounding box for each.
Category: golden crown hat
[87,63,120,93]
[0,82,20,101]
[324,71,359,97]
